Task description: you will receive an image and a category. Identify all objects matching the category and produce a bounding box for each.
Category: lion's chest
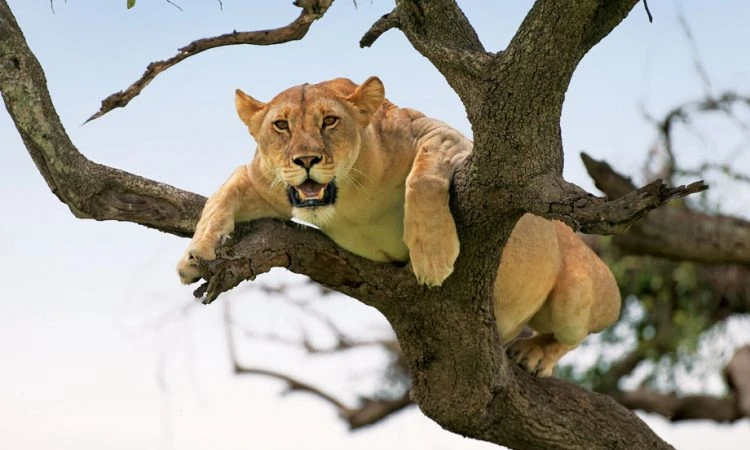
[320,186,409,263]
[324,216,409,262]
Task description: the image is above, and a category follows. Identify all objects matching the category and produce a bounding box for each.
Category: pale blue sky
[1,1,749,449]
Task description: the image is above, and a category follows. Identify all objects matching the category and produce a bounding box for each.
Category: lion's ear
[345,76,385,127]
[235,89,266,131]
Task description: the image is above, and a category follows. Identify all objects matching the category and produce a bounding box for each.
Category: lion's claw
[176,238,222,285]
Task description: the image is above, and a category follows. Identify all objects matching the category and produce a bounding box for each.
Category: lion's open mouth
[288,179,336,208]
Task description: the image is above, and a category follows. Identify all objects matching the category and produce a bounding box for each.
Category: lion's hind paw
[508,335,577,378]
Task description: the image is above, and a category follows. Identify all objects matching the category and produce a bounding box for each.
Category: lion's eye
[322,116,339,129]
[272,120,289,132]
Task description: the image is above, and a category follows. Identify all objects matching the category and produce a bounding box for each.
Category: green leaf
[127,0,136,9]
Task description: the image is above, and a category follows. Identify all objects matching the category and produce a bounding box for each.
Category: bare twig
[677,160,750,185]
[677,10,711,96]
[84,0,334,123]
[165,0,183,12]
[643,0,653,23]
[238,366,352,410]
[642,92,750,183]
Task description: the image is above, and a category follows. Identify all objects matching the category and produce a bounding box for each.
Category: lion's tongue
[296,180,327,200]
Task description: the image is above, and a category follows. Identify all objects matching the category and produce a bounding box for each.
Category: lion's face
[235,77,385,225]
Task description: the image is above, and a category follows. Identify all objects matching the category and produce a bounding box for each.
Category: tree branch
[235,365,413,430]
[583,153,750,265]
[523,174,707,235]
[359,12,400,48]
[608,346,750,423]
[224,301,413,430]
[613,390,740,422]
[497,0,640,100]
[194,219,417,305]
[85,0,334,123]
[362,0,491,102]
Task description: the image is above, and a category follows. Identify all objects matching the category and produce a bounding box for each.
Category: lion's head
[235,77,385,225]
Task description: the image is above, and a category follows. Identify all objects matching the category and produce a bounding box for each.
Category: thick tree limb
[195,219,417,305]
[497,0,640,105]
[85,0,334,123]
[583,153,750,265]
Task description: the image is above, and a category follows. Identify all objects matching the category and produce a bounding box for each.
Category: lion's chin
[292,204,336,228]
[288,180,336,208]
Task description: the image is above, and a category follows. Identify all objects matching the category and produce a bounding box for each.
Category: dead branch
[84,0,334,123]
[524,174,707,235]
[583,153,750,266]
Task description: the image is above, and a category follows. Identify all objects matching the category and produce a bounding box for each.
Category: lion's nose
[292,155,322,169]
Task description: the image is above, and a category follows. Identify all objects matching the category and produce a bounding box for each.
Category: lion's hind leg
[508,259,594,377]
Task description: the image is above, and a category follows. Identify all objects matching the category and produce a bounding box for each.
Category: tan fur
[177,77,622,377]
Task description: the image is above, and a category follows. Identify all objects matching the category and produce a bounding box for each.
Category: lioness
[177,77,621,377]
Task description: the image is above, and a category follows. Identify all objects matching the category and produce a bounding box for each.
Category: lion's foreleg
[177,162,286,284]
[404,123,470,286]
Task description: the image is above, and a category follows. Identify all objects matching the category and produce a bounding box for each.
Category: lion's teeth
[296,186,326,200]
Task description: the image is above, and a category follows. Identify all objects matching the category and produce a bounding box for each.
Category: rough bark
[1,1,698,448]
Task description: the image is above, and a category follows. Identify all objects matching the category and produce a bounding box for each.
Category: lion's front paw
[405,215,460,287]
[176,240,220,285]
